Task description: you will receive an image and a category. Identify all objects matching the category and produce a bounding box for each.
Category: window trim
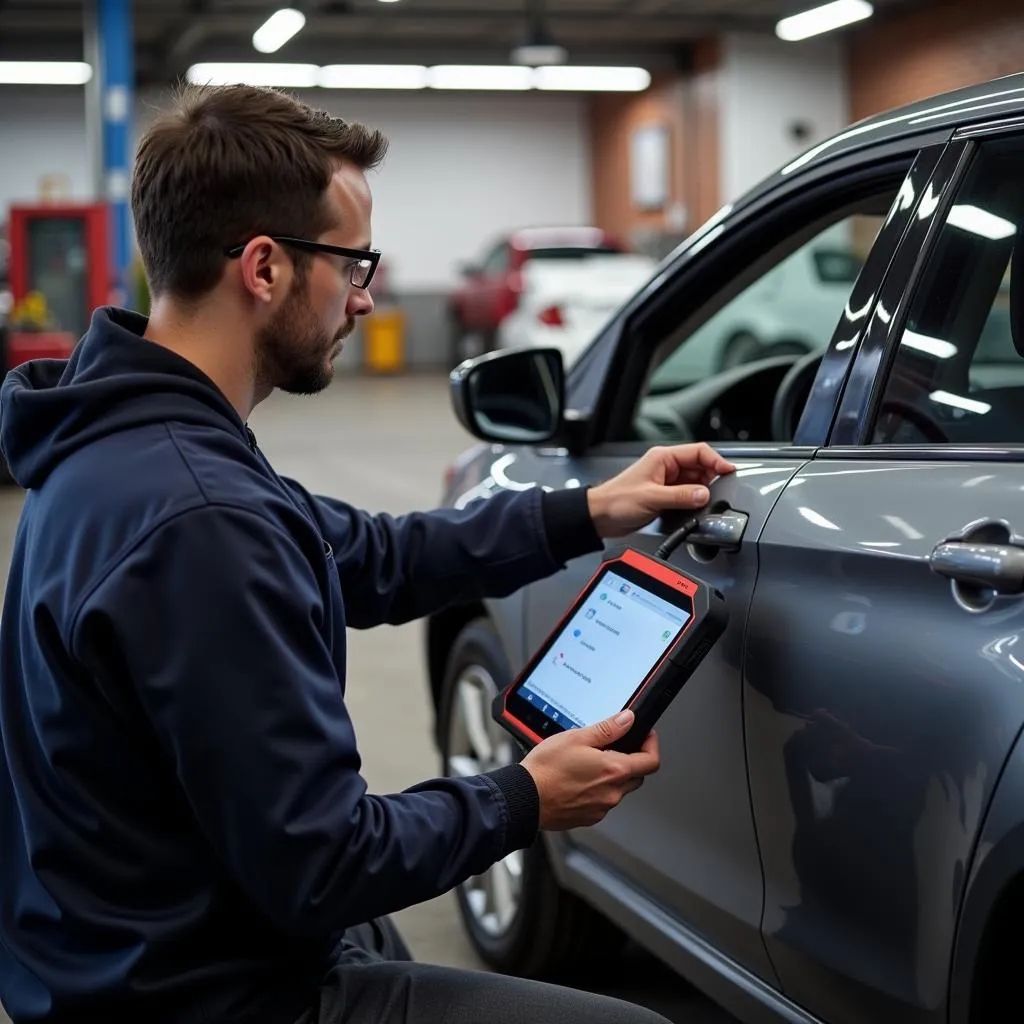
[835,123,1024,452]
[591,156,919,450]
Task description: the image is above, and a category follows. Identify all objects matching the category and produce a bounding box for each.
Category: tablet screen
[514,568,692,730]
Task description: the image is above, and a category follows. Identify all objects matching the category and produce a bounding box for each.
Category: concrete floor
[0,373,736,1024]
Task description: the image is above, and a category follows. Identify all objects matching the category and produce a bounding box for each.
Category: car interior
[624,194,896,447]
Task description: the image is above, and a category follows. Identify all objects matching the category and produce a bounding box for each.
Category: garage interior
[2,1,1024,1022]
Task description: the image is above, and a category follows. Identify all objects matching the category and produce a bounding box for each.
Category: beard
[255,279,355,396]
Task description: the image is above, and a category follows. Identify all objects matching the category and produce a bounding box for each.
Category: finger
[667,443,736,477]
[620,777,645,796]
[659,483,711,509]
[623,747,661,777]
[576,709,634,749]
[640,729,660,760]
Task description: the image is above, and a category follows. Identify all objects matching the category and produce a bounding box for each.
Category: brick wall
[589,39,720,251]
[849,0,1024,122]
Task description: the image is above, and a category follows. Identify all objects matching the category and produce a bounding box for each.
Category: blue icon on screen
[585,608,596,619]
[573,629,581,638]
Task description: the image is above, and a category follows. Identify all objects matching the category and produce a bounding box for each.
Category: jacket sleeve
[72,503,540,937]
[282,480,604,629]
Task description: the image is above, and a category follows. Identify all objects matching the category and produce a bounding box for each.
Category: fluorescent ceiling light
[429,65,534,90]
[535,66,651,92]
[253,8,306,54]
[930,390,991,415]
[776,0,873,41]
[320,64,428,89]
[901,330,957,360]
[186,63,319,88]
[0,61,92,85]
[512,43,569,66]
[947,203,1016,240]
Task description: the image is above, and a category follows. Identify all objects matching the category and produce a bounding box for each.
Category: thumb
[578,708,635,748]
[663,483,710,509]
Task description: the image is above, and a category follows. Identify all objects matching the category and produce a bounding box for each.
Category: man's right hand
[520,710,661,831]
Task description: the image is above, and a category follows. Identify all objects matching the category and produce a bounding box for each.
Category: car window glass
[481,244,508,274]
[871,137,1024,446]
[633,211,885,445]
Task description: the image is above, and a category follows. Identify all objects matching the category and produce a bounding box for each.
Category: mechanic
[0,84,735,1024]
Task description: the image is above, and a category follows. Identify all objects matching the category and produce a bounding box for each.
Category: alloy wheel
[446,663,524,937]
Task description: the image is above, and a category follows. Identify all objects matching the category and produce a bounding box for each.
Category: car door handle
[929,541,1024,594]
[688,510,749,552]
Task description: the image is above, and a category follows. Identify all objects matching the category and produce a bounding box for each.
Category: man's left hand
[586,444,736,539]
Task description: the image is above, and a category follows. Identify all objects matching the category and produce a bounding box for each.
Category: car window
[870,137,1024,446]
[633,210,886,445]
[481,244,509,274]
[526,245,623,261]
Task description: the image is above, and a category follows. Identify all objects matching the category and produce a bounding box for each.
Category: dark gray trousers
[294,916,672,1024]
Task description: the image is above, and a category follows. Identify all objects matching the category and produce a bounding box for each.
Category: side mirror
[458,261,480,278]
[450,347,565,445]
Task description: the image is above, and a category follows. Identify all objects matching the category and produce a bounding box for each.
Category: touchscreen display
[517,569,691,730]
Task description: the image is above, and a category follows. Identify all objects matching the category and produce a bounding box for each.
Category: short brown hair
[131,83,388,300]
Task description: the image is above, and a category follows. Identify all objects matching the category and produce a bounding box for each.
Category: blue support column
[95,0,134,307]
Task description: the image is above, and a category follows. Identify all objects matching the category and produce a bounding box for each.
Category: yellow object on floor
[363,307,406,374]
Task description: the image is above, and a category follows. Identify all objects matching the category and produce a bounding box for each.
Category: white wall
[295,91,592,292]
[0,86,591,293]
[718,32,849,203]
[0,89,93,209]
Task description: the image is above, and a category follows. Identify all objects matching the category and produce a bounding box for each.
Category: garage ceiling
[0,0,928,84]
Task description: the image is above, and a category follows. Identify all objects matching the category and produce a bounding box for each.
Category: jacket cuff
[540,486,603,566]
[487,763,540,852]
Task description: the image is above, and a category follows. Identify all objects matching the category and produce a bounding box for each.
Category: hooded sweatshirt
[0,308,603,1024]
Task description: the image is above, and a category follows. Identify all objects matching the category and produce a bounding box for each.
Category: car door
[745,128,1024,1024]
[507,152,926,989]
[463,241,510,333]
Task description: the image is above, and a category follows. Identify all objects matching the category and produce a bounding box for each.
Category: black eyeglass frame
[224,235,381,289]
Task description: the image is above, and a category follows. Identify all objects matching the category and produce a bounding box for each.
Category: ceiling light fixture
[253,8,306,54]
[0,61,93,85]
[186,62,319,88]
[185,62,652,93]
[535,66,650,91]
[429,65,534,90]
[319,64,429,89]
[776,0,873,41]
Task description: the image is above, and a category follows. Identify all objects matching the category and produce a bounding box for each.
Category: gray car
[425,73,1024,1024]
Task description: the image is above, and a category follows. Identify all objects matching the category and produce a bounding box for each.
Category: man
[0,84,734,1024]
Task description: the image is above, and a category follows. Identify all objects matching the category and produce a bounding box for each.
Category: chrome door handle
[929,541,1024,594]
[688,510,749,552]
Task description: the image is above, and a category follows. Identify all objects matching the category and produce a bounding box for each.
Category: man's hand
[521,710,661,831]
[586,443,736,539]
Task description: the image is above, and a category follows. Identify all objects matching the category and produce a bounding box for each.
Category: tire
[439,617,626,979]
[717,330,762,371]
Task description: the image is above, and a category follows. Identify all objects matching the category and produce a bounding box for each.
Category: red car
[447,226,626,366]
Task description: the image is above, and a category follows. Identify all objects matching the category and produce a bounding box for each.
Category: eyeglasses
[224,236,381,289]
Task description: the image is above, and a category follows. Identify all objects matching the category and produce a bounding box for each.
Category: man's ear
[239,238,286,304]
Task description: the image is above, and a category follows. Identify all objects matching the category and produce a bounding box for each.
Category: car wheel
[439,617,626,979]
[718,331,762,371]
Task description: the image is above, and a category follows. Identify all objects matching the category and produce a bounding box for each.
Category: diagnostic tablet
[493,548,728,754]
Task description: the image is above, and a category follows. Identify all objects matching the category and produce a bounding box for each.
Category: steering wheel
[875,399,949,443]
[771,351,823,442]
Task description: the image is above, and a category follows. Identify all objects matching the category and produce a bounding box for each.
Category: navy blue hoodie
[0,308,603,1024]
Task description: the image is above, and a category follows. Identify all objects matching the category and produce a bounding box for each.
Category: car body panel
[745,458,1024,1024]
[506,444,811,983]
[947,723,1024,1024]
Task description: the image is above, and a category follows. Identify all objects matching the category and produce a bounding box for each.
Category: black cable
[654,513,703,561]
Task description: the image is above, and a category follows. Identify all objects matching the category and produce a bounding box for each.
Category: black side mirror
[450,347,565,444]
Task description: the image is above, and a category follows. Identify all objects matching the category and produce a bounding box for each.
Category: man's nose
[349,288,375,317]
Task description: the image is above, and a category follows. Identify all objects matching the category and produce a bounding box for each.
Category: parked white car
[495,252,658,367]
